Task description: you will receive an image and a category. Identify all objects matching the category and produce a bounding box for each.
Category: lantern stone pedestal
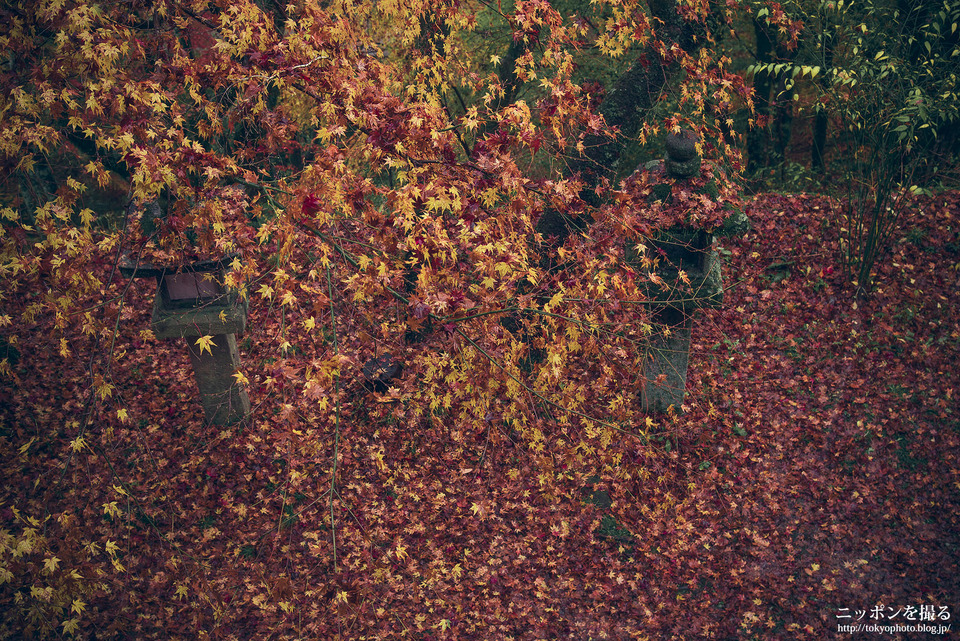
[152,295,250,426]
[642,308,694,414]
[121,255,251,426]
[635,131,725,413]
[638,231,723,413]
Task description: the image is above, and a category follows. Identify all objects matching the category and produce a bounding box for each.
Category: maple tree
[1,0,958,639]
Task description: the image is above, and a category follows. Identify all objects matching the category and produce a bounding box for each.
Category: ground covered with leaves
[2,192,958,639]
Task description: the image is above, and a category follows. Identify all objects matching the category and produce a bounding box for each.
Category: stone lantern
[120,254,251,425]
[636,130,724,413]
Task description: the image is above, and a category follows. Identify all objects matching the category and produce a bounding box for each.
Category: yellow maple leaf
[195,335,217,355]
[43,556,60,574]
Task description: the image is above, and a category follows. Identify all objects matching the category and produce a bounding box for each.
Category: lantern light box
[161,270,226,307]
[119,252,250,425]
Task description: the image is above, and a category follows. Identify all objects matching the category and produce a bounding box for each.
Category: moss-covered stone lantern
[120,253,250,426]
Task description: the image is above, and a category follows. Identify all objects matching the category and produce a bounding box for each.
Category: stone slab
[185,333,250,425]
[151,293,248,339]
[642,311,693,413]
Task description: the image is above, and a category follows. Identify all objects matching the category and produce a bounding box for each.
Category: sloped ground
[1,193,957,639]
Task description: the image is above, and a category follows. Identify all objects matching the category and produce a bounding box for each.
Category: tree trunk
[770,41,797,174]
[811,35,834,172]
[535,0,701,241]
[747,18,775,175]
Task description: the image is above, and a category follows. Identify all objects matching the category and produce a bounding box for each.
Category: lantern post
[121,255,251,426]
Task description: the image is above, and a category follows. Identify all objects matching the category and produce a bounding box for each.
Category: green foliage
[750,160,821,194]
[594,513,634,542]
[747,0,960,292]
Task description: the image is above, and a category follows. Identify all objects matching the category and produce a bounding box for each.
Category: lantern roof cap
[119,252,239,279]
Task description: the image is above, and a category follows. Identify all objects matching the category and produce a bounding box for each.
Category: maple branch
[298,219,660,345]
[475,422,493,478]
[455,327,639,436]
[437,307,520,324]
[438,305,621,338]
[441,97,473,157]
[250,55,328,84]
[291,82,326,106]
[174,2,218,30]
[401,153,491,177]
[51,201,141,516]
[303,214,650,426]
[326,265,342,571]
[295,211,656,430]
[295,221,413,308]
[289,80,494,180]
[472,0,510,19]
